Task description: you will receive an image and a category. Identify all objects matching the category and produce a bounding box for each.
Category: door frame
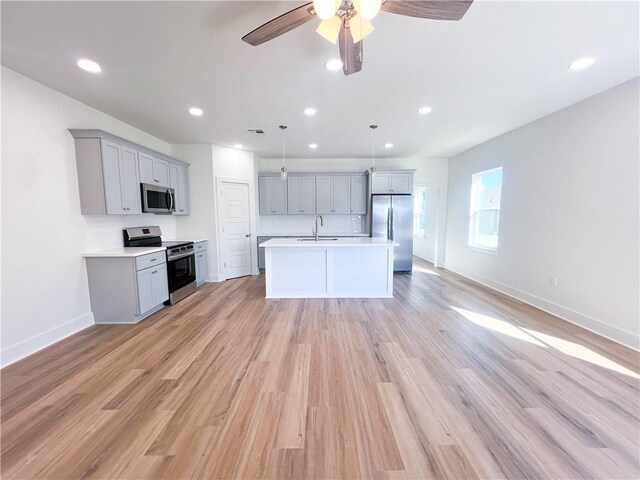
[214,176,258,281]
[412,182,446,268]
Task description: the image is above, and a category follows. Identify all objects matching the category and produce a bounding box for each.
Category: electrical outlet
[550,276,558,287]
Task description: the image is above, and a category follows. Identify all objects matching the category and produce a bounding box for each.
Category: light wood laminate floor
[2,258,639,479]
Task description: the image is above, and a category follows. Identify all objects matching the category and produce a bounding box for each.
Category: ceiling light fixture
[316,16,342,43]
[569,57,595,70]
[313,0,341,20]
[189,107,203,116]
[279,125,288,181]
[348,14,375,43]
[369,124,378,179]
[385,143,394,149]
[325,58,343,71]
[309,143,318,149]
[304,107,317,116]
[77,58,101,73]
[353,0,383,20]
[418,105,433,115]
[234,144,243,149]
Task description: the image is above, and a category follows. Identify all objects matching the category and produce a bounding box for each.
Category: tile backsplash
[258,214,367,235]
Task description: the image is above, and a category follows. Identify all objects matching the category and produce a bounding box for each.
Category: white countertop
[166,238,208,244]
[83,246,166,258]
[260,238,398,248]
[258,233,369,238]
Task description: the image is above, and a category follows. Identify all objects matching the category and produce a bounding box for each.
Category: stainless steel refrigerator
[372,194,414,273]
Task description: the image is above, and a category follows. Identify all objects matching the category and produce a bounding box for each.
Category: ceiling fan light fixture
[353,0,383,20]
[313,0,341,20]
[349,14,374,43]
[325,58,343,71]
[316,16,342,43]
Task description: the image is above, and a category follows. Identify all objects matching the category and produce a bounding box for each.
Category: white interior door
[220,181,252,279]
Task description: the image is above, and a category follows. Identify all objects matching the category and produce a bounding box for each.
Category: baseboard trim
[1,312,95,368]
[207,273,225,283]
[444,262,639,351]
[413,252,435,264]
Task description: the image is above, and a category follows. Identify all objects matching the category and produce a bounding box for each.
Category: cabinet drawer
[194,241,207,253]
[135,251,166,271]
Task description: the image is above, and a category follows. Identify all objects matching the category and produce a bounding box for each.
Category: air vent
[246,128,265,135]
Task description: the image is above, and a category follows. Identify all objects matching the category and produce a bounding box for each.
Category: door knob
[245,234,251,237]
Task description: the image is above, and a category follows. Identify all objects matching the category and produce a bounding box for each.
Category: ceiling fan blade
[242,2,315,46]
[339,18,363,76]
[381,0,473,21]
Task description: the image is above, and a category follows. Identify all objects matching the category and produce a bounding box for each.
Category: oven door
[142,183,175,213]
[167,253,196,293]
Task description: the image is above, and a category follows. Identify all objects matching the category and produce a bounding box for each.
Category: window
[469,167,502,251]
[413,187,426,238]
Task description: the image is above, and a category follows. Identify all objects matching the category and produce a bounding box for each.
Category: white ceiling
[1,1,638,158]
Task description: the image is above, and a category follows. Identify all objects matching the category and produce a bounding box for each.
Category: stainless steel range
[123,226,197,305]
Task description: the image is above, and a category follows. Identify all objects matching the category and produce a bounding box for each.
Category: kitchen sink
[297,238,339,241]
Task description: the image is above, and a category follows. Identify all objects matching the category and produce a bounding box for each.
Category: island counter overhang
[259,238,399,299]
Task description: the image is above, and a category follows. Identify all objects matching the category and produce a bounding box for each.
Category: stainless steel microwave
[141,183,175,214]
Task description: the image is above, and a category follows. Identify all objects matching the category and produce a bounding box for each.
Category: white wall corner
[1,312,95,368]
[444,262,640,351]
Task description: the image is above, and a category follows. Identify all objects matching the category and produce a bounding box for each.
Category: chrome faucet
[312,215,324,242]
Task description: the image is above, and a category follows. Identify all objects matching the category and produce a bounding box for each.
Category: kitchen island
[259,237,398,298]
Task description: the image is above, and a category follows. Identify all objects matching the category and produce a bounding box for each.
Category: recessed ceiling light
[325,58,343,71]
[418,105,433,115]
[309,143,318,149]
[189,107,203,116]
[77,58,101,73]
[304,107,317,116]
[234,144,243,149]
[385,143,394,149]
[569,57,595,70]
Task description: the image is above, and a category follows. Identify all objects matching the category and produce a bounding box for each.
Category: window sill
[468,245,499,256]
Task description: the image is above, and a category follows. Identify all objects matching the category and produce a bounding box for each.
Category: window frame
[468,167,502,253]
[413,186,427,239]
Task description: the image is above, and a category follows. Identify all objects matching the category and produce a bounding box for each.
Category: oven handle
[167,251,195,261]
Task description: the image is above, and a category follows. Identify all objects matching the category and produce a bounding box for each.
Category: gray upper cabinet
[139,152,170,187]
[287,176,316,214]
[259,176,288,215]
[350,175,368,214]
[70,130,190,216]
[316,175,351,214]
[75,138,140,215]
[170,163,190,215]
[371,172,413,194]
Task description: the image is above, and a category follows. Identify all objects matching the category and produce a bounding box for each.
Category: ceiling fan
[242,0,474,76]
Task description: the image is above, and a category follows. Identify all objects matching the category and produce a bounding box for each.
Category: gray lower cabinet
[287,176,316,214]
[317,175,351,214]
[170,163,190,215]
[85,252,169,324]
[259,176,288,214]
[195,241,208,286]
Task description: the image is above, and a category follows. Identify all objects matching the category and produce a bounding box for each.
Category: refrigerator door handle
[386,208,391,240]
[389,208,394,241]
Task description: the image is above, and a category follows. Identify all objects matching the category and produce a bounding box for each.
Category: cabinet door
[196,251,208,286]
[154,158,170,187]
[152,263,169,305]
[287,176,302,214]
[169,163,179,208]
[332,176,351,214]
[350,176,367,214]
[300,176,316,214]
[138,152,155,184]
[390,174,412,194]
[258,176,272,214]
[120,146,141,214]
[371,173,391,194]
[177,166,189,214]
[316,176,333,214]
[100,140,125,214]
[271,177,288,214]
[136,267,155,314]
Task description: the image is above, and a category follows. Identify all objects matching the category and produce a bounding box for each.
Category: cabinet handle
[152,270,158,274]
[150,258,157,262]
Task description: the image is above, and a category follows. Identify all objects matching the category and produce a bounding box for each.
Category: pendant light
[279,125,288,181]
[369,124,378,179]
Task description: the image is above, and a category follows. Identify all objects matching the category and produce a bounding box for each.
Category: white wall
[256,156,449,265]
[445,77,640,350]
[173,144,257,280]
[0,67,177,366]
